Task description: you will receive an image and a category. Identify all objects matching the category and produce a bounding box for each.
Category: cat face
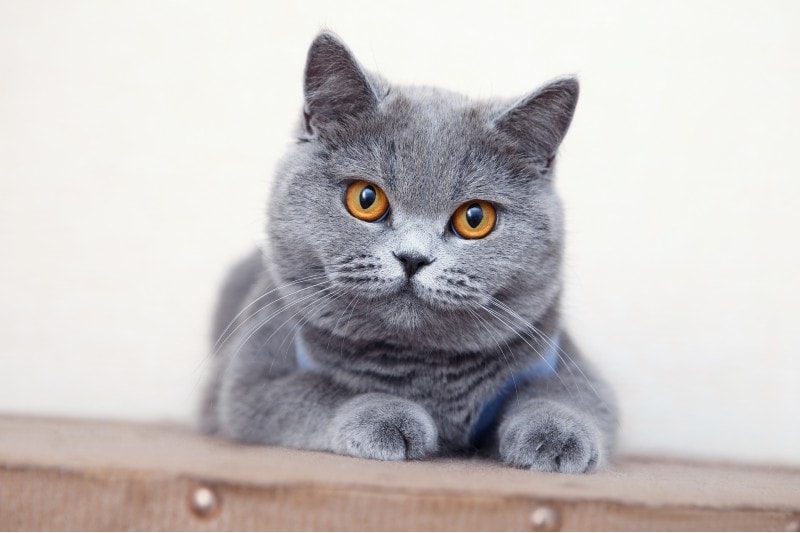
[265,33,577,351]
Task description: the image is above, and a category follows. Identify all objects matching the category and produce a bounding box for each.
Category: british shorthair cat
[200,32,618,473]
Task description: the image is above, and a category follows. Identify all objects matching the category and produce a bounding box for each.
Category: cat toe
[330,393,438,461]
[499,400,602,474]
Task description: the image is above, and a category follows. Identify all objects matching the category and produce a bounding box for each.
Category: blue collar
[294,333,317,370]
[294,332,560,448]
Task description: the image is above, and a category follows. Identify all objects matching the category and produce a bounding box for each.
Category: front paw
[499,400,602,473]
[329,393,438,460]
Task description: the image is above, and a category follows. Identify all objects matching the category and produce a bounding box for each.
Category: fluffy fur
[200,32,618,473]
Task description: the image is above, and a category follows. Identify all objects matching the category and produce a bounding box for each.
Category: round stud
[189,484,220,519]
[786,520,800,532]
[530,506,560,531]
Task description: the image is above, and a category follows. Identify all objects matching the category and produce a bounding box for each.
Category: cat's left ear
[493,77,579,171]
[302,32,378,138]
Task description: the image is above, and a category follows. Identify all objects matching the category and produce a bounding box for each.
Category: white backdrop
[1,0,798,465]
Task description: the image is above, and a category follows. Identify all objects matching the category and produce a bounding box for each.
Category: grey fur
[200,32,618,473]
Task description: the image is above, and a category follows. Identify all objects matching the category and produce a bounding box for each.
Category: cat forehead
[338,88,524,205]
[379,86,495,137]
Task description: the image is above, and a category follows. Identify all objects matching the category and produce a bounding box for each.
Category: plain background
[1,0,798,466]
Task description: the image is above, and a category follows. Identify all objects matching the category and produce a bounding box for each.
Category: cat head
[265,32,577,351]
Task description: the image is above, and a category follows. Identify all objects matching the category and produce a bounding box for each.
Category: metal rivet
[786,520,800,532]
[530,506,560,532]
[189,484,220,519]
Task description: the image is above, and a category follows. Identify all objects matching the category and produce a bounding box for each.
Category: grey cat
[200,32,618,473]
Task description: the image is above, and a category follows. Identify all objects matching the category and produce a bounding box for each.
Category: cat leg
[329,392,439,460]
[493,338,618,473]
[218,359,438,460]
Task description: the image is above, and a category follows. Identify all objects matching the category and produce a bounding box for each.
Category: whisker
[467,308,518,398]
[478,303,575,401]
[232,284,342,366]
[339,294,361,359]
[277,286,351,364]
[227,283,335,360]
[486,296,602,402]
[186,273,330,399]
[263,286,351,374]
[486,298,581,389]
[211,272,328,352]
[327,293,360,354]
[208,277,333,363]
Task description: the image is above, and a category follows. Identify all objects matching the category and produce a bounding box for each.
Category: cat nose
[393,252,433,278]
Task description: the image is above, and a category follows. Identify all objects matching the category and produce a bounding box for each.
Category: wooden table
[1,415,798,530]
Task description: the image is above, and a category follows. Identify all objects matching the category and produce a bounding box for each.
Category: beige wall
[1,0,798,465]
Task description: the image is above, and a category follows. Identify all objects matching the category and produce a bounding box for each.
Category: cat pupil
[359,186,376,209]
[466,204,483,228]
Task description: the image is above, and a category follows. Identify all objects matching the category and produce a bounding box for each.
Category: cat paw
[329,393,439,460]
[499,400,602,473]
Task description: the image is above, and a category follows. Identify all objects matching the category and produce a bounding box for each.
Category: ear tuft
[303,32,377,136]
[493,77,579,163]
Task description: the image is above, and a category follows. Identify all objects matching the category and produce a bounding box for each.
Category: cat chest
[345,361,493,447]
[297,336,506,447]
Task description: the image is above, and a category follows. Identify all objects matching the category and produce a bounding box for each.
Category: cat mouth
[396,278,419,296]
[393,278,444,309]
[389,277,429,303]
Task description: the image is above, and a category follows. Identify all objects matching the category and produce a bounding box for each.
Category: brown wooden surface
[0,414,798,531]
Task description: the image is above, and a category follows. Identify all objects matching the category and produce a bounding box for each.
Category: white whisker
[486,296,603,402]
[468,308,518,398]
[211,272,328,352]
[236,287,350,377]
[327,293,360,354]
[209,277,333,362]
[478,303,575,401]
[339,294,361,359]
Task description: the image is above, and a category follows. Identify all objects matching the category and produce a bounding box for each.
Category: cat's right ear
[302,32,378,139]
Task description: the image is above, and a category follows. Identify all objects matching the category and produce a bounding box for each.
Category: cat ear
[302,32,378,137]
[493,77,579,168]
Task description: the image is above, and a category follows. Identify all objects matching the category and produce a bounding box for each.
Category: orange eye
[345,180,390,222]
[451,200,496,239]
